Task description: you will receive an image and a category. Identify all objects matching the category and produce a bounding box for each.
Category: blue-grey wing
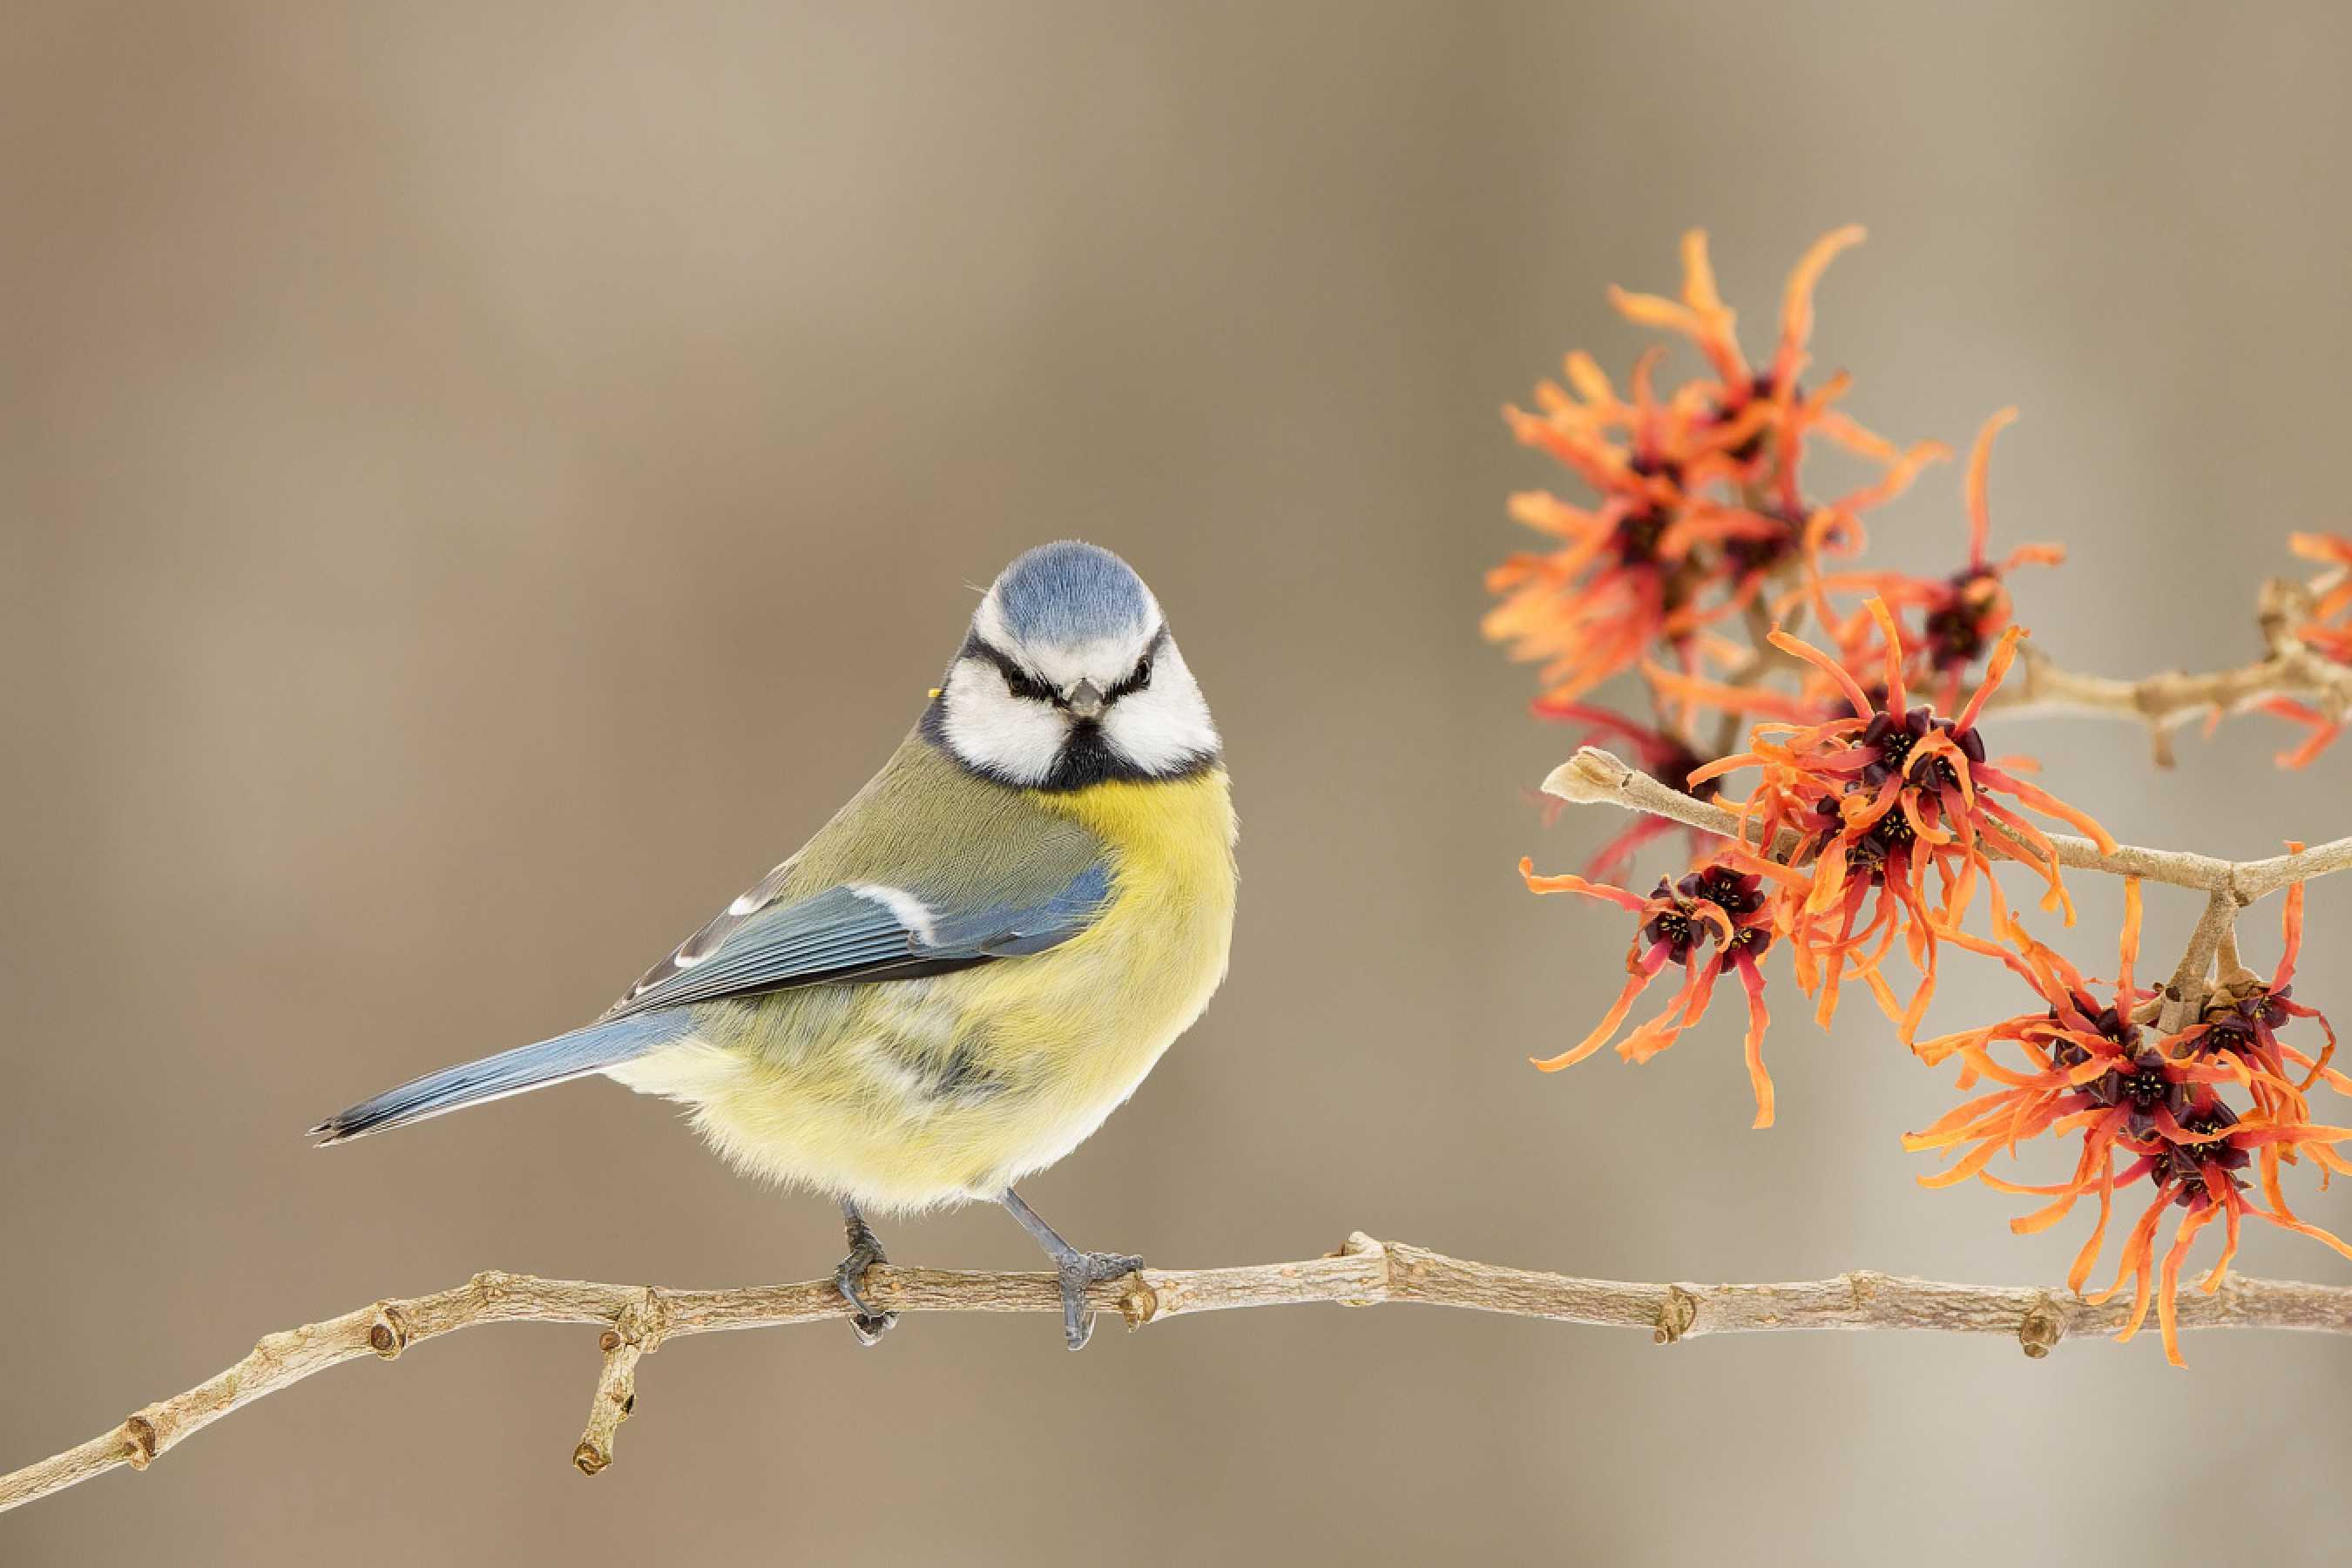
[605,862,1112,1017]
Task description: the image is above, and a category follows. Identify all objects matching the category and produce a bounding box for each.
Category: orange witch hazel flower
[2288,531,2352,664]
[2177,902,2342,1104]
[1519,852,1777,1127]
[1796,408,2065,708]
[1689,599,2116,1040]
[2258,531,2352,767]
[1910,873,2352,1364]
[1486,228,1930,709]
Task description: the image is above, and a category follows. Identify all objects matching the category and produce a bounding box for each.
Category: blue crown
[991,541,1152,645]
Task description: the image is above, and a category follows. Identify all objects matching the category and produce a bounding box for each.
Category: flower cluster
[1791,409,2065,710]
[1524,601,2112,1127]
[1691,605,2112,1040]
[1485,229,1944,712]
[1908,878,2350,1363]
[1522,851,1775,1125]
[1495,231,2347,1358]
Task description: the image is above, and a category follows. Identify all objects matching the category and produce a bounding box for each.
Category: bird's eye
[1109,655,1153,701]
[1004,667,1056,703]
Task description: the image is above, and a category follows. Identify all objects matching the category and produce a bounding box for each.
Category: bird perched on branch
[312,542,1237,1350]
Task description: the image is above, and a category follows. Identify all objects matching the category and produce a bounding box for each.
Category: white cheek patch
[940,657,1066,786]
[1099,642,1219,773]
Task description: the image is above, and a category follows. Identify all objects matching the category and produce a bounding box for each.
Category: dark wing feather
[607,864,1112,1017]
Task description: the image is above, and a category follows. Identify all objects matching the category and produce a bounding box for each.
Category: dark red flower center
[1723,509,1802,578]
[2155,1106,2250,1201]
[1858,706,1982,794]
[1710,373,1787,463]
[2047,990,2139,1064]
[2083,1051,2190,1137]
[1639,889,1707,963]
[1679,865,1765,918]
[1922,571,1999,669]
[1613,506,1667,564]
[2201,985,2290,1049]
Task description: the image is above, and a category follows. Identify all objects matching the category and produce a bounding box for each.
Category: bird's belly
[606,896,1228,1213]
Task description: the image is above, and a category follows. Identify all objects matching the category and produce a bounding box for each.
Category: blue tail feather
[308,1010,693,1145]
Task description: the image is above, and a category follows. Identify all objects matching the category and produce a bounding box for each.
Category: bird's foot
[1055,1251,1145,1352]
[835,1212,898,1347]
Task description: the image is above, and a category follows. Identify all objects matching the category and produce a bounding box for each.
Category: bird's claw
[1055,1251,1145,1351]
[835,1220,898,1347]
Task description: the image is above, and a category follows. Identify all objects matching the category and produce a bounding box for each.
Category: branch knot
[1114,1275,1159,1328]
[2017,1296,2067,1359]
[612,1290,672,1352]
[1334,1232,1395,1307]
[119,1416,159,1471]
[367,1303,410,1360]
[1654,1286,1699,1345]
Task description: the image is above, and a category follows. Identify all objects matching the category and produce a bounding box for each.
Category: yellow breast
[1015,765,1240,1075]
[612,767,1237,1213]
[945,766,1239,1171]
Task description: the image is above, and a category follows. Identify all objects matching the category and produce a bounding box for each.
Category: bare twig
[8,1236,2352,1515]
[2159,888,2241,1032]
[1987,577,2352,767]
[1542,747,2352,899]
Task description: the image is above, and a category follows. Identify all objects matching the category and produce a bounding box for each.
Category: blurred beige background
[7,2,2352,1562]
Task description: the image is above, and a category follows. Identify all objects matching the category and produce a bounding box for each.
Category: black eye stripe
[1105,654,1153,701]
[956,625,1169,705]
[1005,666,1057,702]
[958,633,1056,700]
[1106,624,1172,700]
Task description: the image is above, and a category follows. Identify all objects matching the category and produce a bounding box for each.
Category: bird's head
[930,541,1220,789]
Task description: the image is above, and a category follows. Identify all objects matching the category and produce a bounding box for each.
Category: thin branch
[1708,596,1801,758]
[1542,747,2352,899]
[9,1236,2352,1515]
[1986,577,2352,767]
[2218,924,2245,979]
[2159,887,2240,1032]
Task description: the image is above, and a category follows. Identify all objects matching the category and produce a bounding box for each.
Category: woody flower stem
[10,1238,2352,1515]
[1544,747,2352,900]
[2160,888,2241,1033]
[1987,577,2352,767]
[1709,597,1805,757]
[1546,745,2344,1031]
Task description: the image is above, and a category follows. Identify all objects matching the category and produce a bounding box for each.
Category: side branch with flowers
[1491,228,2352,1366]
[1988,552,2352,768]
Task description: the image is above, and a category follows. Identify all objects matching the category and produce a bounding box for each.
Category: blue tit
[312,541,1236,1349]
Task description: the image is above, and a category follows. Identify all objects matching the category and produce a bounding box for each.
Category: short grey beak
[1064,679,1106,720]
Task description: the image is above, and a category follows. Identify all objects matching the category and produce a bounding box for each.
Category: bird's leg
[834,1197,898,1347]
[997,1187,1143,1351]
